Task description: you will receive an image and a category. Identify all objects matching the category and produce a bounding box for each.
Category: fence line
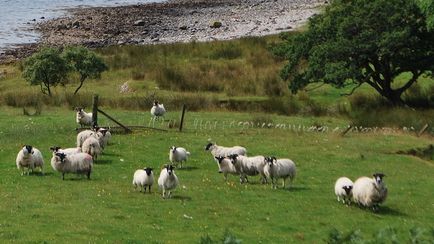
[189,119,424,135]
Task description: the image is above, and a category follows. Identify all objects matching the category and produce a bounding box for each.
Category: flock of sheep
[15,104,388,209]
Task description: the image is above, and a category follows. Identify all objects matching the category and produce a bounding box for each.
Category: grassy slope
[0,107,433,242]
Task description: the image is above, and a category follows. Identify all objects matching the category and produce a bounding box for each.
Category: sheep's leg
[148,185,151,193]
[162,189,166,198]
[87,171,91,180]
[62,173,65,180]
[224,173,228,181]
[143,185,146,193]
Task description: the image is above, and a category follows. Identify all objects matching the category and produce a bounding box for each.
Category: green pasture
[0,107,432,242]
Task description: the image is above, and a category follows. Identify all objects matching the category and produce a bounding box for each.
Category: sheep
[96,127,111,149]
[75,107,93,128]
[214,155,238,181]
[263,156,296,189]
[205,142,247,158]
[150,100,166,125]
[158,164,179,198]
[352,173,388,211]
[16,145,44,175]
[334,177,353,205]
[132,167,154,193]
[50,146,82,156]
[81,136,102,161]
[229,154,266,184]
[50,152,93,180]
[169,146,190,168]
[76,129,96,148]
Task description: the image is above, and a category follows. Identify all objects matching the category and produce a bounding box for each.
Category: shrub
[210,43,242,60]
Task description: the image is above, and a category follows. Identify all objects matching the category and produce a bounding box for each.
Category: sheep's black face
[343,185,353,195]
[170,146,177,153]
[153,100,159,106]
[205,143,213,151]
[373,173,385,184]
[228,154,238,164]
[75,107,82,112]
[144,167,153,176]
[166,165,174,175]
[215,156,224,163]
[55,152,67,162]
[24,145,33,154]
[50,146,61,152]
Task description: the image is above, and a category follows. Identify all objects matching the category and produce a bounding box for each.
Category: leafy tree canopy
[63,46,108,94]
[274,0,434,106]
[22,47,70,96]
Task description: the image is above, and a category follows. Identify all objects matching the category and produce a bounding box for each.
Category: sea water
[0,0,162,52]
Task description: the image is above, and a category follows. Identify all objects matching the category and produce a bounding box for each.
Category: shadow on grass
[376,206,407,217]
[171,195,192,201]
[285,186,310,192]
[95,159,113,164]
[29,172,53,176]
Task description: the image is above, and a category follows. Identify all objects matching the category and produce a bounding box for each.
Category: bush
[327,227,434,243]
[210,43,242,60]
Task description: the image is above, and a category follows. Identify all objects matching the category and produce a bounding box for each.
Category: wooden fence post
[92,95,98,128]
[179,104,186,132]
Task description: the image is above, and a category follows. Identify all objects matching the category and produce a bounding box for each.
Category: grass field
[0,106,433,242]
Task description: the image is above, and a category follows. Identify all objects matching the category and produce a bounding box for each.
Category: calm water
[0,0,163,52]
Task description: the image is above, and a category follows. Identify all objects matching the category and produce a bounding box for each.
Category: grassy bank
[0,107,433,242]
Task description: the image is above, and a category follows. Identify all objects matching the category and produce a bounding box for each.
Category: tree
[22,47,70,96]
[418,0,434,30]
[62,46,108,95]
[274,0,434,106]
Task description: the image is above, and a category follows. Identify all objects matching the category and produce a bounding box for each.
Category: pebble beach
[0,0,325,63]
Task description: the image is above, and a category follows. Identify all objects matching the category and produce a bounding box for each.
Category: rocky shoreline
[0,0,325,64]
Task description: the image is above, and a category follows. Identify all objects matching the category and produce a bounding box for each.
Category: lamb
[214,155,238,181]
[205,142,247,158]
[50,152,93,180]
[50,146,81,156]
[16,145,44,175]
[158,164,179,198]
[169,146,190,168]
[150,100,166,121]
[81,136,102,161]
[352,173,388,211]
[229,154,266,184]
[334,177,353,204]
[75,107,93,128]
[132,167,154,193]
[263,156,296,189]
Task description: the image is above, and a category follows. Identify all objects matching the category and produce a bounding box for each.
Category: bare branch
[397,70,421,94]
[340,82,363,96]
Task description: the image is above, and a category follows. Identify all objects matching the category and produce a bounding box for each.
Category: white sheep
[75,107,93,128]
[150,100,166,125]
[132,167,154,193]
[76,129,96,148]
[50,146,82,156]
[158,164,179,198]
[214,156,238,181]
[263,156,296,189]
[169,146,190,168]
[81,136,102,161]
[16,145,44,175]
[352,173,388,211]
[50,152,93,180]
[229,154,266,184]
[205,142,247,158]
[334,177,353,204]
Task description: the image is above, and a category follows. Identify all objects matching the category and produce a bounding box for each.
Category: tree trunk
[382,89,406,106]
[44,82,51,96]
[74,76,86,95]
